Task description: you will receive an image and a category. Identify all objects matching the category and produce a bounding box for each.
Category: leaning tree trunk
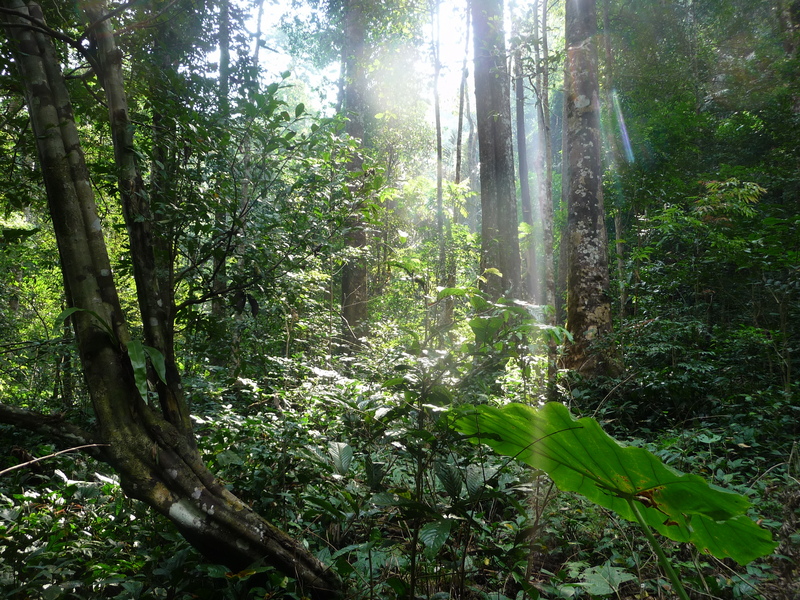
[0,2,342,597]
[562,0,618,377]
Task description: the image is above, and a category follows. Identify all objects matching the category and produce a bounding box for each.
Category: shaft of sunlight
[612,89,634,163]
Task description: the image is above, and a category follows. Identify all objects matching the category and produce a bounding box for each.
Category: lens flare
[612,89,634,163]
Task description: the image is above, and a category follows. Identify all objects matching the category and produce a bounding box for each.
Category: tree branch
[0,402,95,449]
[0,6,99,73]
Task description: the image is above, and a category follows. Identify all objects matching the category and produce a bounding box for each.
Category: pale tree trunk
[441,3,471,330]
[601,0,627,321]
[562,0,618,376]
[454,4,470,208]
[513,24,537,302]
[531,0,557,386]
[534,0,555,319]
[340,0,369,349]
[472,0,521,300]
[432,0,446,317]
[0,2,342,597]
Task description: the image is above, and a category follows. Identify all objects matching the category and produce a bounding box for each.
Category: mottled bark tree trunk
[472,0,521,300]
[0,2,342,597]
[562,0,617,376]
[340,0,369,349]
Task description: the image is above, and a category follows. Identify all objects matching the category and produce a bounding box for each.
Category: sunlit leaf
[328,441,353,475]
[127,340,148,401]
[453,402,777,564]
[142,345,167,385]
[436,287,467,300]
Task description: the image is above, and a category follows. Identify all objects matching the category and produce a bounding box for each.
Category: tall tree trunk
[531,0,557,387]
[441,3,472,330]
[211,0,231,327]
[535,0,555,320]
[601,0,627,321]
[0,3,342,597]
[472,0,521,300]
[466,50,480,234]
[432,0,446,294]
[562,0,617,376]
[340,0,369,349]
[555,73,569,325]
[454,3,470,202]
[513,25,537,302]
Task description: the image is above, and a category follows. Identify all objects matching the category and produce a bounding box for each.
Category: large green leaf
[127,340,148,401]
[453,402,776,564]
[328,441,353,476]
[419,519,454,558]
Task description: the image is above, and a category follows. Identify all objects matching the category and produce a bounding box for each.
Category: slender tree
[472,0,521,300]
[432,0,446,293]
[532,0,555,318]
[562,0,617,376]
[440,2,472,330]
[601,0,627,320]
[340,0,369,349]
[512,16,537,302]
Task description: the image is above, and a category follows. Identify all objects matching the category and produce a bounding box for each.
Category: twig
[0,443,110,477]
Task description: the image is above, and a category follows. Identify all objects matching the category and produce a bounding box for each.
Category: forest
[0,0,798,598]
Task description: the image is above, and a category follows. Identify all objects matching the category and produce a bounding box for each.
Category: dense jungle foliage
[1,0,799,598]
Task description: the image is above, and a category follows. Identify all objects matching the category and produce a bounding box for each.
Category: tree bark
[601,0,627,322]
[562,0,617,376]
[211,0,231,328]
[534,0,555,320]
[0,3,342,597]
[513,23,537,302]
[472,0,521,301]
[340,0,369,349]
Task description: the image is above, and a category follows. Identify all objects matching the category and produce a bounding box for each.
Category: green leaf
[452,402,777,564]
[54,307,117,343]
[142,345,168,384]
[216,449,243,467]
[419,519,454,557]
[427,384,453,405]
[127,339,148,401]
[328,442,353,475]
[364,455,385,490]
[436,286,467,300]
[435,462,463,500]
[469,315,504,345]
[54,307,83,329]
[464,463,499,499]
[577,564,636,595]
